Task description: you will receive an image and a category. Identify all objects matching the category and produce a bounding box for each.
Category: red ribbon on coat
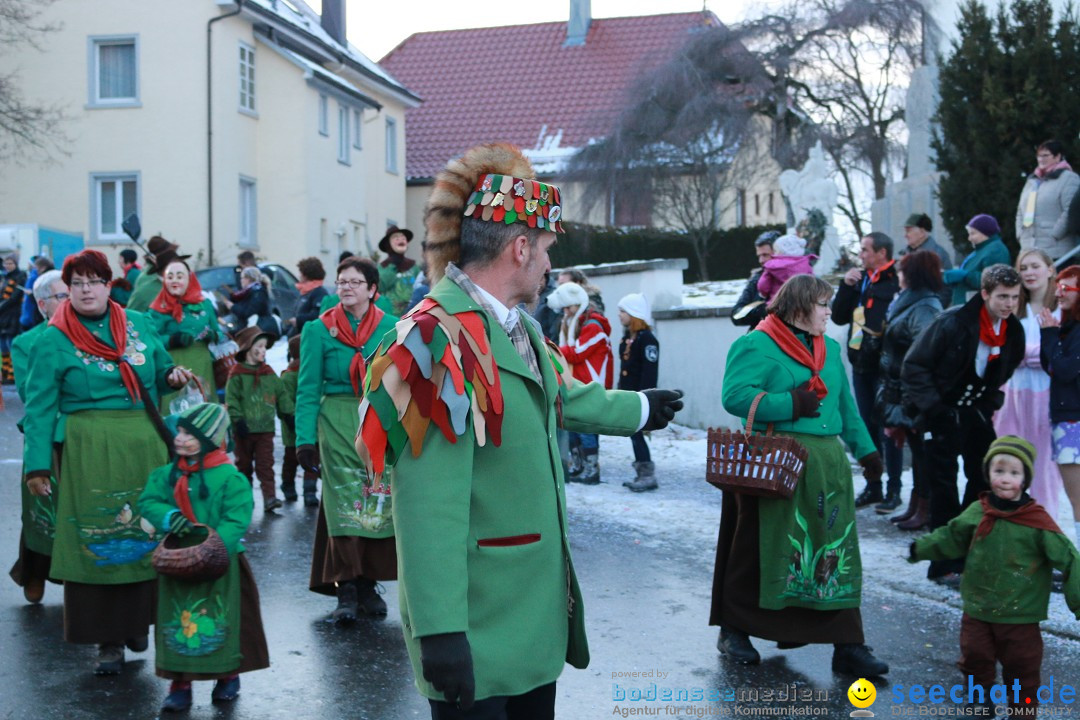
[978,305,1006,363]
[150,273,205,324]
[975,492,1062,540]
[173,449,231,523]
[320,303,385,396]
[756,313,828,399]
[50,299,140,404]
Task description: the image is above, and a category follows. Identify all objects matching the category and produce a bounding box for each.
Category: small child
[616,293,660,492]
[225,326,294,512]
[909,436,1080,717]
[757,233,816,302]
[138,403,269,713]
[280,335,319,507]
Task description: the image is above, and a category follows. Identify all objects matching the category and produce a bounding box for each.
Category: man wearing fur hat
[356,143,684,718]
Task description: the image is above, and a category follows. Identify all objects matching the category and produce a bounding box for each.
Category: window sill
[338,159,352,167]
[86,100,142,110]
[385,168,399,175]
[239,107,259,119]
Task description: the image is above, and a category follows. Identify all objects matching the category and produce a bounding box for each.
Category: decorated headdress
[424,143,564,284]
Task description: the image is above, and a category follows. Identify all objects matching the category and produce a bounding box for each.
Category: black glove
[790,382,821,419]
[642,389,684,431]
[234,419,250,438]
[168,512,193,536]
[169,332,194,349]
[297,444,320,475]
[420,632,475,710]
[281,414,295,432]
[859,452,883,483]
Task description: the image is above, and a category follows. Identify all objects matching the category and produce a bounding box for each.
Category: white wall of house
[0,1,412,279]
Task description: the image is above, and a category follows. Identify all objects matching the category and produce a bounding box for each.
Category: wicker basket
[706,392,808,499]
[213,354,237,390]
[152,523,229,582]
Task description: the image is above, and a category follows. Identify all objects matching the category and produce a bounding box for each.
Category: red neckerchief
[50,299,139,404]
[150,273,205,324]
[283,360,299,375]
[975,492,1062,540]
[229,361,275,388]
[320,303,385,395]
[978,305,1006,362]
[757,313,828,399]
[173,449,231,523]
[296,279,323,295]
[864,259,895,310]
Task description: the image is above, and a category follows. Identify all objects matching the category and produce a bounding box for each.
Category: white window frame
[337,103,350,165]
[90,172,140,242]
[385,117,398,174]
[87,35,140,108]
[318,94,329,136]
[238,41,256,115]
[239,176,257,248]
[352,109,363,150]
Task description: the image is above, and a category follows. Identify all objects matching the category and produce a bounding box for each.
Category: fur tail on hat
[423,143,536,283]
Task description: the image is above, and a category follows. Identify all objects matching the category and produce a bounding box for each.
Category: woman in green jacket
[944,214,1011,306]
[296,256,398,623]
[23,249,194,676]
[711,274,889,677]
[139,403,269,712]
[146,259,221,411]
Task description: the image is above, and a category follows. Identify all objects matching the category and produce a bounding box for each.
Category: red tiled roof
[379,12,719,180]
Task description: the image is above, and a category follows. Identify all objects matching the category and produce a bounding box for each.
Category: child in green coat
[910,436,1080,717]
[280,335,318,506]
[139,403,269,713]
[225,327,294,512]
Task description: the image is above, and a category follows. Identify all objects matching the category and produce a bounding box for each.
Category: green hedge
[551,223,784,281]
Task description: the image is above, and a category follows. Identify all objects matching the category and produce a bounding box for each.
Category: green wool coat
[225,363,293,433]
[384,277,643,702]
[146,299,221,345]
[12,321,45,405]
[912,500,1080,623]
[126,269,161,313]
[948,236,1011,307]
[280,368,298,446]
[110,266,142,306]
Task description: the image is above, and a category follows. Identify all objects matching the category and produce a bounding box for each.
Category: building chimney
[566,0,591,46]
[321,0,346,46]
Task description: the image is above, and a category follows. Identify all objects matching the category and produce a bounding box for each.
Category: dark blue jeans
[851,369,902,493]
[629,431,651,463]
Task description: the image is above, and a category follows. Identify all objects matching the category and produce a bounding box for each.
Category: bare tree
[0,0,68,164]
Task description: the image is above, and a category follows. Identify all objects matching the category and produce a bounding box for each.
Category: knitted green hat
[983,435,1036,489]
[175,402,229,452]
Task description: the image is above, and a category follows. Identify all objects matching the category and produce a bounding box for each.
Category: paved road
[2,387,1079,719]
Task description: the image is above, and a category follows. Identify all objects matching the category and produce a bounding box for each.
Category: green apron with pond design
[318,395,393,538]
[156,553,242,674]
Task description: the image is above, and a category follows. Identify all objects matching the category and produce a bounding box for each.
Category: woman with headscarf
[22,249,193,676]
[296,256,398,623]
[146,259,221,411]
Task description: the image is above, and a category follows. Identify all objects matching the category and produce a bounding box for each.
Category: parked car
[195,263,300,333]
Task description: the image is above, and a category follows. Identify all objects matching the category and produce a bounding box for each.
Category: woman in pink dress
[993,248,1062,520]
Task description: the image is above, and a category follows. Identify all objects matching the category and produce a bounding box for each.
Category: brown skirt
[157,554,270,681]
[308,502,397,595]
[63,579,156,645]
[9,532,55,588]
[709,491,864,644]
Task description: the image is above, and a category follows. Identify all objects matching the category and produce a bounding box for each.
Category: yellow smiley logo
[848,678,876,708]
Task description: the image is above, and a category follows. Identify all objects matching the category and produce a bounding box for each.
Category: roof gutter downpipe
[207,0,244,266]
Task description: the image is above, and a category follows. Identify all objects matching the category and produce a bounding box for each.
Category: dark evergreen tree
[933,0,1080,256]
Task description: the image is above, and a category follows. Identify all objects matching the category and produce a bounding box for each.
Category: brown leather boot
[890,490,918,524]
[897,496,929,531]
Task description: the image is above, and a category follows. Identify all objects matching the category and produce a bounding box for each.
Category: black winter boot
[854,482,883,508]
[303,475,319,507]
[356,578,387,616]
[331,581,358,624]
[718,628,760,665]
[832,643,888,676]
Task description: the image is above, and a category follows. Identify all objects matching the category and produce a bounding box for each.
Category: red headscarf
[150,272,205,324]
[320,303,385,395]
[50,299,140,404]
[756,313,828,399]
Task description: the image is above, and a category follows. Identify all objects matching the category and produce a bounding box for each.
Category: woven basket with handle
[706,391,808,499]
[152,523,229,582]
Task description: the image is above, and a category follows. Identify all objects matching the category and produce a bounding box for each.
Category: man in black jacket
[731,230,780,330]
[832,232,901,511]
[901,264,1025,581]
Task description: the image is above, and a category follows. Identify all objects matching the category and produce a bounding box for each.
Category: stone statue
[779,141,841,274]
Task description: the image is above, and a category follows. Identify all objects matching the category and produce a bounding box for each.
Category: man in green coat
[126,235,189,313]
[357,143,684,719]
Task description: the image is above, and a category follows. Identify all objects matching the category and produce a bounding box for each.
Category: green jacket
[382,276,643,702]
[911,499,1080,623]
[225,363,293,433]
[138,461,253,555]
[721,327,876,458]
[378,262,421,316]
[126,269,161,313]
[12,321,45,404]
[23,308,175,473]
[280,367,299,446]
[295,309,398,447]
[948,235,1011,306]
[146,299,221,346]
[109,266,142,306]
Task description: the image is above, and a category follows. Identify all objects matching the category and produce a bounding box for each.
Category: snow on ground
[673,279,745,309]
[567,423,1080,641]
